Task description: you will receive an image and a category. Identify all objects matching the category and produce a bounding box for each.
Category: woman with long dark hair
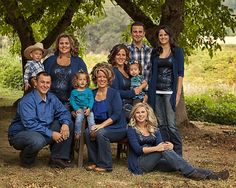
[148,25,184,156]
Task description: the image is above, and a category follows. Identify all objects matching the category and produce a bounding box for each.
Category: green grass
[184,45,236,95]
[0,86,23,106]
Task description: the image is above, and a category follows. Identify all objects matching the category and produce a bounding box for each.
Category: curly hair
[90,62,115,86]
[54,33,77,56]
[72,70,90,88]
[129,103,158,135]
[108,44,130,67]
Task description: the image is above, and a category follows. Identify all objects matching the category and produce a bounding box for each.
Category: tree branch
[114,0,159,47]
[26,1,48,24]
[1,0,35,49]
[114,0,184,46]
[160,0,184,38]
[42,0,82,48]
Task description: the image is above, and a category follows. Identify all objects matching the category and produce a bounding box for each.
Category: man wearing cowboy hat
[23,42,47,92]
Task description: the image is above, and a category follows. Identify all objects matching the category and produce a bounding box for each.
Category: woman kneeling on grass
[127,103,229,180]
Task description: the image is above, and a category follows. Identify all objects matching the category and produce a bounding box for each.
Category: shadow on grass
[0,106,16,120]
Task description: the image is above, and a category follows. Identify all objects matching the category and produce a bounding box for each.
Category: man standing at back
[127,21,152,82]
[8,72,73,168]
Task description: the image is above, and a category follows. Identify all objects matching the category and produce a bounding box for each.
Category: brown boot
[207,170,229,180]
[188,170,207,181]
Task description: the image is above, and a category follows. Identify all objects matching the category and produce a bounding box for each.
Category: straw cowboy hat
[24,42,47,60]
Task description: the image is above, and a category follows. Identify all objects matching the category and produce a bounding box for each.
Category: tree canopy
[0,0,235,58]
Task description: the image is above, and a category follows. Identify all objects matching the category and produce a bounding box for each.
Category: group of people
[8,22,229,181]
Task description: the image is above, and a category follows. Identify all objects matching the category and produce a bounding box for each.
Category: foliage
[185,45,236,88]
[185,90,236,125]
[85,2,130,53]
[0,0,105,54]
[0,51,23,90]
[121,0,236,57]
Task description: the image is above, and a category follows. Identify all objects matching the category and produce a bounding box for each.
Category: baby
[128,60,148,105]
[23,42,47,92]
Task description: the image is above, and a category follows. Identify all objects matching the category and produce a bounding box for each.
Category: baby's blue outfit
[130,75,145,100]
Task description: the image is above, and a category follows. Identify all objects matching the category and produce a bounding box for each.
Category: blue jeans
[155,94,183,156]
[75,111,95,133]
[85,128,126,170]
[8,120,73,165]
[139,150,212,178]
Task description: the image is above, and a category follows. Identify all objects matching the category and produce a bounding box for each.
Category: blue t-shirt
[93,99,109,121]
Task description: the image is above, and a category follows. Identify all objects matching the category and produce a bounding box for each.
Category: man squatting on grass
[8,72,73,168]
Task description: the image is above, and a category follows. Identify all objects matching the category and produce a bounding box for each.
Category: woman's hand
[91,124,104,132]
[134,87,142,95]
[176,93,181,107]
[154,142,166,152]
[60,124,70,140]
[163,141,174,150]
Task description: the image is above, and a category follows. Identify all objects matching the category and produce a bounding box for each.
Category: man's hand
[52,131,64,143]
[60,124,70,140]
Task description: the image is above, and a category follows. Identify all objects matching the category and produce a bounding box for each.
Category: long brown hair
[156,25,176,55]
[108,44,130,67]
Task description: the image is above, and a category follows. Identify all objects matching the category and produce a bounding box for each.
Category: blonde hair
[72,70,90,88]
[91,62,115,86]
[129,103,158,135]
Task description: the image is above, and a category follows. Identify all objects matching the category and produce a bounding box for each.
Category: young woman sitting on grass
[127,103,229,180]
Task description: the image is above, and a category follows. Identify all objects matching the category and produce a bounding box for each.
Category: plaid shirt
[127,43,152,81]
[24,60,45,83]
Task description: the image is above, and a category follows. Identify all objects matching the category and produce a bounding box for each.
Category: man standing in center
[127,21,152,82]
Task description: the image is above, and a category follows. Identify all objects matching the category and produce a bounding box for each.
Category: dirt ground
[0,106,236,188]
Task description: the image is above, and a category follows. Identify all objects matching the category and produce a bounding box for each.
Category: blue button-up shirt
[8,89,72,138]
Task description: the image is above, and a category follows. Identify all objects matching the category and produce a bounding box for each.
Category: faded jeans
[85,127,126,170]
[75,111,95,134]
[155,94,183,156]
[8,120,73,165]
[139,150,212,178]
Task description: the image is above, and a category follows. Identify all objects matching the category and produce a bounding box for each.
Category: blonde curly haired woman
[85,62,127,172]
[127,103,229,180]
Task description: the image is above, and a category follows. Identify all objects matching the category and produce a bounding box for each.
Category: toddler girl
[70,70,95,142]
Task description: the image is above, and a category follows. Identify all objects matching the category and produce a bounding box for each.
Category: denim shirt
[8,90,72,138]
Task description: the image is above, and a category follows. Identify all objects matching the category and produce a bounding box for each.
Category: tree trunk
[176,89,190,127]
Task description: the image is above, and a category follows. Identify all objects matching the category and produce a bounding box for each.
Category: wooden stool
[77,119,86,167]
[116,138,129,160]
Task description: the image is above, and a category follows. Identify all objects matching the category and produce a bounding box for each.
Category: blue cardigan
[44,55,87,74]
[43,55,87,102]
[127,127,163,174]
[148,47,184,111]
[111,67,136,100]
[93,87,127,131]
